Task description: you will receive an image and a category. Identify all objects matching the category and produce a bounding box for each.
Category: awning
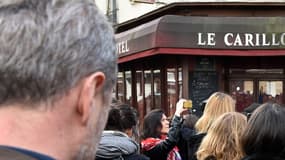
[115,15,285,62]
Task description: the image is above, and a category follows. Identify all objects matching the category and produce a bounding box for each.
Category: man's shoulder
[0,146,55,160]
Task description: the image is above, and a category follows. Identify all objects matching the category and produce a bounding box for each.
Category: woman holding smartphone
[141,99,188,160]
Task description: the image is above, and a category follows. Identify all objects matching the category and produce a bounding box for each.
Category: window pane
[154,70,161,109]
[136,70,144,126]
[178,67,183,99]
[144,70,152,113]
[125,71,132,105]
[167,68,176,116]
[230,80,254,112]
[259,81,283,104]
[136,70,143,106]
[117,72,124,102]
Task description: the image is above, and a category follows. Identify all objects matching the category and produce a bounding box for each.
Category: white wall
[95,0,285,24]
[117,0,165,23]
[95,0,107,15]
[95,0,166,23]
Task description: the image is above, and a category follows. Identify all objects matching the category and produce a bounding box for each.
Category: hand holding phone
[183,100,192,109]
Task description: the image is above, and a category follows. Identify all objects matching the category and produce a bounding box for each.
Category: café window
[258,81,283,104]
[116,67,182,117]
[167,68,176,115]
[230,80,254,112]
[229,68,284,110]
[167,67,182,116]
[135,69,162,116]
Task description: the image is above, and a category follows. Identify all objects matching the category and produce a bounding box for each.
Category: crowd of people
[0,1,285,160]
[95,92,285,160]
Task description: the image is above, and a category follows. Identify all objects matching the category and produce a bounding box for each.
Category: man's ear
[77,72,106,125]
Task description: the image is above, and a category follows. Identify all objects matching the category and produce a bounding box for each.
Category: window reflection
[154,70,161,109]
[136,70,144,124]
[178,67,183,99]
[259,81,283,104]
[117,72,124,102]
[136,71,143,105]
[167,68,176,116]
[144,70,152,113]
[125,71,132,105]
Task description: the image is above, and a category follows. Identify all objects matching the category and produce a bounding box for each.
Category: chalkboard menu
[195,57,215,71]
[189,71,218,116]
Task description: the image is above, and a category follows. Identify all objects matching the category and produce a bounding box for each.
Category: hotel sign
[117,40,129,55]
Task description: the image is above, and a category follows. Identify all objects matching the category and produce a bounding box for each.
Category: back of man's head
[106,104,137,132]
[0,0,117,106]
[0,1,117,160]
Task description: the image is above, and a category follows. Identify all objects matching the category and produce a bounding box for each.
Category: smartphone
[183,100,192,109]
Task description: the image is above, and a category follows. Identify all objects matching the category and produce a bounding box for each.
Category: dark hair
[242,103,261,120]
[141,109,164,139]
[183,114,199,129]
[105,104,137,132]
[242,103,285,157]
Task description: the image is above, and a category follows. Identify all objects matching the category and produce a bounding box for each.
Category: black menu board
[189,71,218,116]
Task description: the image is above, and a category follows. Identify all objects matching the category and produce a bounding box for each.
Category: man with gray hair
[0,0,117,160]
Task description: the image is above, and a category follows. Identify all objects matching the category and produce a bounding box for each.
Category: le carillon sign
[115,15,285,57]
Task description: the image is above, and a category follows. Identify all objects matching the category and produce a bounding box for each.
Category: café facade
[114,2,285,120]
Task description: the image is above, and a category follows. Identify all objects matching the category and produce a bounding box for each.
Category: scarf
[141,134,181,160]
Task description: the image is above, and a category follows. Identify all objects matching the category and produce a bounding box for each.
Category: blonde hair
[195,92,235,133]
[197,112,247,160]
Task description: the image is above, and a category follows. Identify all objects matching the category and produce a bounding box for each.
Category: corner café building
[114,2,285,120]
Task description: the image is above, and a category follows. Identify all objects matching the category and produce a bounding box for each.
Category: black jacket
[0,146,55,160]
[177,126,196,160]
[96,154,149,160]
[242,153,285,160]
[123,154,149,160]
[142,115,182,160]
[178,132,206,160]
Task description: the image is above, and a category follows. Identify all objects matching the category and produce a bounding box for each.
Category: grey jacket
[96,131,140,160]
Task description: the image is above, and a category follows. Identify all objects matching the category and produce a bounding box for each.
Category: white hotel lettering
[117,40,129,55]
[197,32,285,47]
[198,33,216,46]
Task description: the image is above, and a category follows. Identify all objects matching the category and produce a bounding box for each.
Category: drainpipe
[112,0,117,24]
